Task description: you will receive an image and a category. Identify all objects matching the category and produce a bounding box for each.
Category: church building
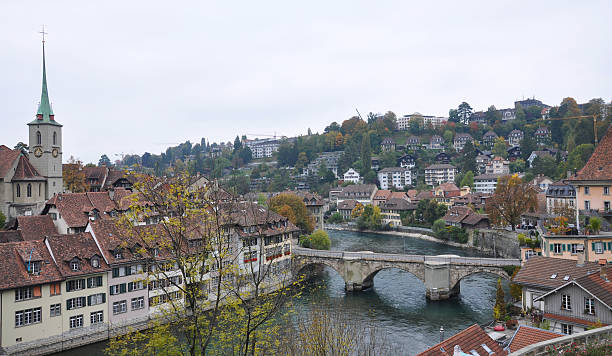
[0,41,63,221]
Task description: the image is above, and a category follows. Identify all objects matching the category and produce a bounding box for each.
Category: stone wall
[469,228,520,259]
[1,317,151,356]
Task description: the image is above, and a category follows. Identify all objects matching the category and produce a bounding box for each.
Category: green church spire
[30,34,61,126]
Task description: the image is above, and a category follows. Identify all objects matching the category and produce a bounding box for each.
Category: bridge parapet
[292,248,519,300]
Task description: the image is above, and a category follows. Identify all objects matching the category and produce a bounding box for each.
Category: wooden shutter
[102,293,106,303]
[33,285,41,297]
[97,276,102,287]
[87,295,92,306]
[120,283,126,293]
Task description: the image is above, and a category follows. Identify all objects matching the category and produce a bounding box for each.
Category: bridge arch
[362,265,426,290]
[292,258,346,285]
[450,267,511,291]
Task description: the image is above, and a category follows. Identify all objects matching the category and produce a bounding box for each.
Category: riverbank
[325,224,520,259]
[325,224,475,250]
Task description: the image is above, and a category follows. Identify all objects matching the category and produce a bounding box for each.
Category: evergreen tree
[361,133,371,173]
[457,102,473,125]
[460,141,477,173]
[494,278,506,320]
[520,136,537,161]
[233,136,242,151]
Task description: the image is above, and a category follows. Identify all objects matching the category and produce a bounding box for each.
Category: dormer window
[70,260,80,271]
[114,250,123,259]
[28,261,41,275]
[91,257,100,268]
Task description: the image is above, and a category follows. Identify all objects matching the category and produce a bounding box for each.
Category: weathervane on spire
[39,25,47,44]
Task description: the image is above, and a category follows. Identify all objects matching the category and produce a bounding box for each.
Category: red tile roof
[570,125,612,181]
[45,232,109,276]
[16,215,57,241]
[508,325,563,353]
[0,145,21,177]
[12,155,43,181]
[575,270,612,308]
[45,191,119,228]
[543,313,607,327]
[512,256,600,290]
[416,324,506,356]
[0,240,63,291]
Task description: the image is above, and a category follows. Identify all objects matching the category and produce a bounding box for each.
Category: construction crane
[535,114,600,145]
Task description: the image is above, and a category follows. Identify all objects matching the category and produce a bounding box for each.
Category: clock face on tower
[52,148,59,157]
[33,147,43,157]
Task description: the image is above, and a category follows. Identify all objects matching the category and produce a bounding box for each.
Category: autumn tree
[106,172,297,356]
[269,193,315,234]
[493,278,506,320]
[509,267,522,302]
[63,156,89,193]
[486,175,538,230]
[492,137,508,158]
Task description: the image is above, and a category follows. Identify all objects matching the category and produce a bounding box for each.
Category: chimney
[577,251,585,267]
[599,259,608,282]
[109,188,115,201]
[567,170,572,179]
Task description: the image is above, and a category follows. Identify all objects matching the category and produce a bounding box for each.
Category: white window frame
[553,244,562,254]
[562,294,572,310]
[561,323,573,335]
[90,311,104,325]
[69,315,83,329]
[50,303,61,317]
[595,242,604,254]
[131,296,145,310]
[113,300,127,315]
[585,297,595,315]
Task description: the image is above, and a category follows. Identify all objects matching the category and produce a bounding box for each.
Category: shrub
[432,219,447,238]
[328,212,344,224]
[302,230,331,250]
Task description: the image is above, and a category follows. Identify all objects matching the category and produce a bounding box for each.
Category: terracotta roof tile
[0,240,63,290]
[12,155,43,181]
[512,256,600,290]
[16,215,57,241]
[543,313,607,327]
[416,324,506,356]
[0,145,21,177]
[45,232,109,276]
[570,125,612,181]
[0,231,23,243]
[508,325,563,353]
[575,270,612,308]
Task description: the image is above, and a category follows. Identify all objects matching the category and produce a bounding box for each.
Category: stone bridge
[292,247,520,300]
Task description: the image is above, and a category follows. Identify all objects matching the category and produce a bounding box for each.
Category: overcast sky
[1,1,611,164]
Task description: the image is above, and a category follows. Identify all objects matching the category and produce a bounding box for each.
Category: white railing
[292,247,520,266]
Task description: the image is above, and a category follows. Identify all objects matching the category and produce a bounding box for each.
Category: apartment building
[377,167,412,190]
[453,133,474,151]
[0,240,64,351]
[87,220,150,325]
[424,164,456,186]
[569,126,612,226]
[45,233,110,343]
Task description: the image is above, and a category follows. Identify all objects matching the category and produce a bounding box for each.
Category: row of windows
[584,200,611,211]
[69,312,104,329]
[149,291,183,306]
[15,183,43,198]
[550,242,612,254]
[561,294,596,315]
[110,280,145,295]
[112,297,145,314]
[35,131,58,146]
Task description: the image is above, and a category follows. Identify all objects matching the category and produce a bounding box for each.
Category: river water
[57,229,505,355]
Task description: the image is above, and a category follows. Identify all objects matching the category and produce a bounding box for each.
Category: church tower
[27,39,63,199]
